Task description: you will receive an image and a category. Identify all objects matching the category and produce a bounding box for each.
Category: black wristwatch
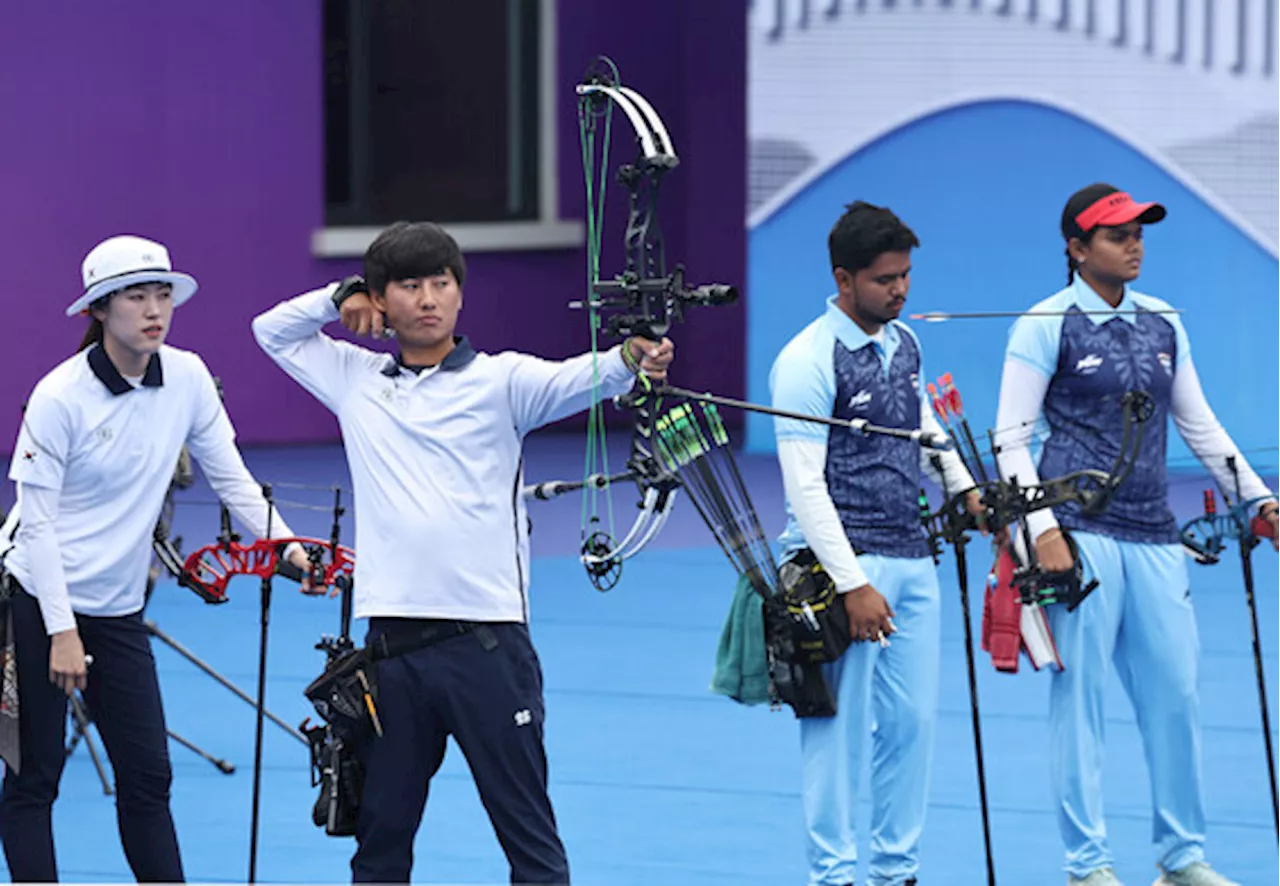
[331,275,369,311]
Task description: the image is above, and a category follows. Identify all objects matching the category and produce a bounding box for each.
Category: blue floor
[3,434,1276,884]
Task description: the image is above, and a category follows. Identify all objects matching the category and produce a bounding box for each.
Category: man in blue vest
[769,201,979,886]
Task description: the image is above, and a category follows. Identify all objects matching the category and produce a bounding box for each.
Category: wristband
[331,275,369,312]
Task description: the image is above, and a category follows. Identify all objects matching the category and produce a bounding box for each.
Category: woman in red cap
[992,185,1277,886]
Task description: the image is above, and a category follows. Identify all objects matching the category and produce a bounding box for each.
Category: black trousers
[352,619,568,884]
[0,587,183,882]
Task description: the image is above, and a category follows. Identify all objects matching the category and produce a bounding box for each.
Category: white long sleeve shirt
[252,284,639,622]
[3,345,295,634]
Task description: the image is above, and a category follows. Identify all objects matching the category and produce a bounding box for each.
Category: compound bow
[923,387,1156,608]
[543,58,960,591]
[567,57,738,590]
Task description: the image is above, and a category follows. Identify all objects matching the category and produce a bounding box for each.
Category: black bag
[767,548,852,666]
[764,641,838,719]
[302,720,363,837]
[761,549,853,718]
[301,648,379,838]
[303,647,379,742]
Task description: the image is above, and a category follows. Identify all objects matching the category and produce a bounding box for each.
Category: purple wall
[0,1,745,450]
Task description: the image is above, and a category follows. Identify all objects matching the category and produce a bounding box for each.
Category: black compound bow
[923,388,1156,608]
[540,58,962,590]
[563,56,738,591]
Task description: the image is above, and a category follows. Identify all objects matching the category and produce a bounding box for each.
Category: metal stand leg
[953,539,996,885]
[146,619,305,745]
[65,693,113,796]
[166,728,235,775]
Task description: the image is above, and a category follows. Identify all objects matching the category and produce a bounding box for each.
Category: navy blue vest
[1037,306,1178,543]
[825,332,929,558]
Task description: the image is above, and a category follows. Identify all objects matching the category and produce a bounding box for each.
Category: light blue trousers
[800,555,941,886]
[1047,532,1205,879]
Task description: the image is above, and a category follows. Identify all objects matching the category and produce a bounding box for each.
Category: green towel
[710,574,772,706]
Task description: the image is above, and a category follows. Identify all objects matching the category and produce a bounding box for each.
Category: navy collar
[87,344,164,395]
[380,336,478,377]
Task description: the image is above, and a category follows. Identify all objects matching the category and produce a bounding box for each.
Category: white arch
[747,90,1279,260]
[746,2,1278,254]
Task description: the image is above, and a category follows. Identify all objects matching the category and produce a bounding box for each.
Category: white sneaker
[1153,861,1239,886]
[1070,869,1124,886]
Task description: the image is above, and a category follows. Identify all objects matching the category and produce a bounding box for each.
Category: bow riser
[178,538,356,604]
[1180,496,1276,565]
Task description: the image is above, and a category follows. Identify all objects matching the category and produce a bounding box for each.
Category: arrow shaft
[911,308,1182,321]
[656,386,952,450]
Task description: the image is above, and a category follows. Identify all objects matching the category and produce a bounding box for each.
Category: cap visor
[1096,200,1166,228]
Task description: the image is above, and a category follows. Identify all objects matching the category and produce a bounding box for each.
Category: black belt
[369,619,498,661]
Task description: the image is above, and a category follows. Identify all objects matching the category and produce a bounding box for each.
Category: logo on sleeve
[1074,353,1104,374]
[1157,352,1173,376]
[514,709,533,727]
[21,450,35,463]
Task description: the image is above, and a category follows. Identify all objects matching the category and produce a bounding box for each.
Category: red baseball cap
[1061,183,1166,240]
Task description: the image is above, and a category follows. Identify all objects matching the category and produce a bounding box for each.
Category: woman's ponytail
[77,317,104,352]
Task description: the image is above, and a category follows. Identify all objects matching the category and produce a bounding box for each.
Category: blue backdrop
[746,99,1278,475]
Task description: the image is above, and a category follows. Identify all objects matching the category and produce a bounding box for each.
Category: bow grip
[276,557,306,583]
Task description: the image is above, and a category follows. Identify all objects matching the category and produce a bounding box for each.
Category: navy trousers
[0,587,183,882]
[352,619,568,884]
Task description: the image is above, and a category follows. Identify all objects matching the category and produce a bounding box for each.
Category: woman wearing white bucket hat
[0,235,311,881]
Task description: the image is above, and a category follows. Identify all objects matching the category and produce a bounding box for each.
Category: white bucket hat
[67,235,199,317]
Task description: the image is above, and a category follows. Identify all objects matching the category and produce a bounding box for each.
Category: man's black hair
[363,221,467,293]
[828,201,920,273]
